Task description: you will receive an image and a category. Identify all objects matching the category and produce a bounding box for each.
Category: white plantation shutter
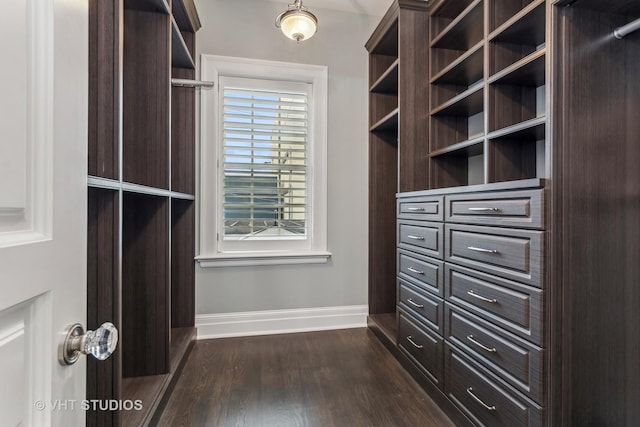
[219,76,311,240]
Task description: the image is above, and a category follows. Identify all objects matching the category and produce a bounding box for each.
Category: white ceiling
[268,0,394,17]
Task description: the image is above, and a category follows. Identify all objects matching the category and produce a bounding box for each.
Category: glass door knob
[60,322,118,365]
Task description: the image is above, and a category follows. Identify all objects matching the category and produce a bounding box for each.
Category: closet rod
[614,18,640,39]
[171,78,215,89]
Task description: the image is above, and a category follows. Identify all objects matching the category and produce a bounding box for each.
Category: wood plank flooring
[158,328,454,427]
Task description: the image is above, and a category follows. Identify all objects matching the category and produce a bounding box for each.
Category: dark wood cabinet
[368,0,640,425]
[87,0,201,425]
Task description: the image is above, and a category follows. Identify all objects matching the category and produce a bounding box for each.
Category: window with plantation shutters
[219,76,311,241]
[199,56,328,266]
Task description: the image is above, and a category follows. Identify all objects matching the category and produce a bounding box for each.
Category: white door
[0,0,89,426]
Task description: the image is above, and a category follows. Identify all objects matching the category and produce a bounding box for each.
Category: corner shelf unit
[87,0,200,425]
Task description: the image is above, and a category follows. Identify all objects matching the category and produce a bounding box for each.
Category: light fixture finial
[275,0,318,43]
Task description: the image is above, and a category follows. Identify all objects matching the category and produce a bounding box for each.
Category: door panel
[0,0,88,425]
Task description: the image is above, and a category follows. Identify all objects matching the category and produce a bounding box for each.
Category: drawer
[398,310,444,388]
[445,224,543,287]
[445,305,544,403]
[398,194,444,221]
[398,220,443,259]
[445,189,544,229]
[398,279,443,335]
[397,249,444,297]
[445,343,544,427]
[445,264,543,345]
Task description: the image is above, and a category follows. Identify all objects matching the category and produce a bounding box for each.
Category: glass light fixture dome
[275,0,317,42]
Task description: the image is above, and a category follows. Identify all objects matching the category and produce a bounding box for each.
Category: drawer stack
[396,195,445,388]
[397,186,545,427]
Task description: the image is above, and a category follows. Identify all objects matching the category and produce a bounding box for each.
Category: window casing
[198,55,329,266]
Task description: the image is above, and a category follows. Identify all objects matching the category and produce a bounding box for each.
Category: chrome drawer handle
[466,387,496,411]
[467,246,499,254]
[407,207,425,212]
[406,298,424,309]
[407,235,425,241]
[406,335,423,349]
[468,207,500,212]
[467,290,497,304]
[407,267,424,275]
[467,335,497,353]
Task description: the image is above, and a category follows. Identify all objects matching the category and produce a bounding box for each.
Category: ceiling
[268,0,394,17]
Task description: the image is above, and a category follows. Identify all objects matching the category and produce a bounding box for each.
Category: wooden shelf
[171,18,195,69]
[430,0,476,19]
[489,0,546,46]
[172,0,201,32]
[429,135,484,157]
[371,59,399,93]
[431,41,484,85]
[431,0,483,50]
[370,107,399,132]
[488,48,546,86]
[431,82,484,116]
[368,18,398,56]
[488,116,546,141]
[122,327,196,427]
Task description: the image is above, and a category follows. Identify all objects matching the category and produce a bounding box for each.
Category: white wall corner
[195,305,369,339]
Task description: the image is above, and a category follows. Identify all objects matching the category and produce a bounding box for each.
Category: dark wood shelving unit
[87,0,201,425]
[368,0,640,425]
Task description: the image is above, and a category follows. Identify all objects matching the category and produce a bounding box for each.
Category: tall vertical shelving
[365,0,430,341]
[87,0,200,425]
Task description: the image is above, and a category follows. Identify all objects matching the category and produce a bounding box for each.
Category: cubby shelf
[488,48,546,86]
[371,59,399,93]
[370,107,400,132]
[429,135,484,157]
[431,82,483,116]
[431,41,483,85]
[489,0,546,45]
[430,0,483,50]
[488,115,546,141]
[172,18,195,69]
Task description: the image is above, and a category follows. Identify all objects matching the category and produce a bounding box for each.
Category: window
[198,55,329,267]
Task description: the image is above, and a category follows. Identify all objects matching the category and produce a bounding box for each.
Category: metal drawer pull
[467,335,497,353]
[406,336,424,349]
[467,246,499,254]
[407,207,425,212]
[406,298,424,309]
[407,267,424,275]
[407,235,425,241]
[468,207,500,212]
[466,387,496,411]
[467,290,497,304]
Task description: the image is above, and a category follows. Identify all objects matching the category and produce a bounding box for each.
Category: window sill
[196,251,332,267]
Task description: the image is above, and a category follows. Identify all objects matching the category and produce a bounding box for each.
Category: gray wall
[194,0,380,315]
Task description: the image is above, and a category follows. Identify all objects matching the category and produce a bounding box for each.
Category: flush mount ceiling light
[275,0,317,43]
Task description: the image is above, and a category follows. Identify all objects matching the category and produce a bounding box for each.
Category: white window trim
[197,55,330,267]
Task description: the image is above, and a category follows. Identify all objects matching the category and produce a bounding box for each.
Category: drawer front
[445,189,544,229]
[398,220,443,259]
[398,195,444,221]
[398,311,444,388]
[397,249,444,297]
[445,264,543,345]
[445,305,544,403]
[398,280,443,334]
[445,224,543,287]
[445,344,544,427]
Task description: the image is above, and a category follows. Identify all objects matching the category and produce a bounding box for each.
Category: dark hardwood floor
[158,328,454,427]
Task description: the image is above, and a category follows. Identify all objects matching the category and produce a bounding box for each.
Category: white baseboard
[195,305,369,340]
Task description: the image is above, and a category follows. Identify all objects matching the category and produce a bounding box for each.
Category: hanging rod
[614,17,640,39]
[171,78,215,89]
